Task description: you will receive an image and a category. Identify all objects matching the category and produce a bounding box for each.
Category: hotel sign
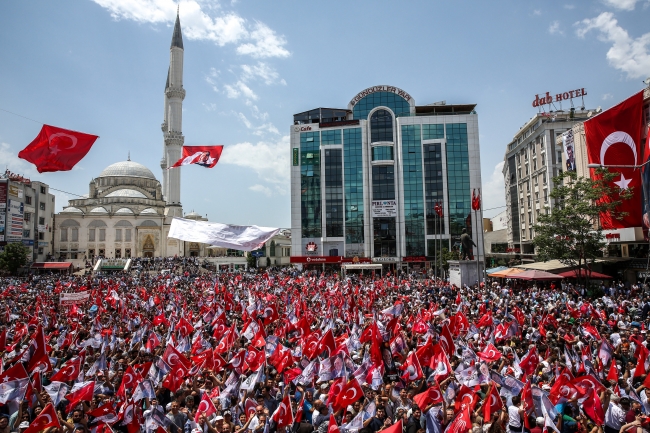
[349,85,412,107]
[532,88,587,107]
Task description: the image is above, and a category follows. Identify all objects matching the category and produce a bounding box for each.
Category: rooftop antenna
[127,151,130,161]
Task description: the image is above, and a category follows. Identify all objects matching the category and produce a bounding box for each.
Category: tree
[246,252,256,269]
[533,170,631,286]
[0,242,31,275]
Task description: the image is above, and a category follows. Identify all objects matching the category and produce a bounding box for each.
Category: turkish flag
[454,385,479,412]
[584,91,645,228]
[194,393,218,423]
[176,317,194,338]
[400,351,423,382]
[429,343,452,381]
[327,414,340,433]
[169,145,223,169]
[583,388,605,426]
[333,378,363,412]
[413,381,443,410]
[476,311,493,328]
[607,362,619,383]
[162,344,192,371]
[19,125,98,173]
[476,343,502,363]
[446,408,471,433]
[50,357,81,382]
[270,394,294,428]
[483,382,504,422]
[23,403,60,433]
[439,324,455,356]
[65,381,95,412]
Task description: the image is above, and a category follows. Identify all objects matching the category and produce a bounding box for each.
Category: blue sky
[1,0,649,227]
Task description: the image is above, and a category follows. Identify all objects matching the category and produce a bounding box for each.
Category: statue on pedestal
[460,228,476,260]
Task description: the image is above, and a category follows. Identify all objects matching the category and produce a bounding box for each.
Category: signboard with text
[371,200,397,218]
[6,200,23,242]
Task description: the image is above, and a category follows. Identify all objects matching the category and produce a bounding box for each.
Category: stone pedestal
[448,260,484,288]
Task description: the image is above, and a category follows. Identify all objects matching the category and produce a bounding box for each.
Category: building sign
[349,85,412,107]
[371,200,397,218]
[403,256,426,262]
[291,256,372,264]
[603,227,643,242]
[22,240,34,246]
[8,185,23,199]
[292,148,299,166]
[319,120,360,129]
[38,241,48,247]
[0,182,6,243]
[532,88,587,107]
[305,242,318,252]
[638,271,650,280]
[372,257,399,263]
[293,124,319,132]
[6,200,23,242]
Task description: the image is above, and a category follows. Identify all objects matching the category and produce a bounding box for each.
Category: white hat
[536,417,544,425]
[19,422,30,429]
[215,416,224,421]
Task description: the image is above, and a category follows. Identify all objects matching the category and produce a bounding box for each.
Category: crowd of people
[1,261,649,433]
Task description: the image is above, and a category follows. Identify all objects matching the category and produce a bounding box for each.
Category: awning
[555,269,612,279]
[343,264,383,270]
[509,269,564,281]
[485,266,508,274]
[31,262,73,270]
[488,268,524,278]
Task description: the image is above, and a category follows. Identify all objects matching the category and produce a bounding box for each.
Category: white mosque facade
[53,11,207,261]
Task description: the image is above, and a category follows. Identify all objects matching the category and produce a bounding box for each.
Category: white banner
[371,200,397,218]
[168,218,280,251]
[60,291,90,305]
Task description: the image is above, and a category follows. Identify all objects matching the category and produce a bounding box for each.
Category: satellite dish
[596,106,602,113]
[587,111,593,117]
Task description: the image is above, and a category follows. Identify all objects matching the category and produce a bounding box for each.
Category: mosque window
[125,229,132,242]
[99,229,106,242]
[60,229,68,242]
[89,229,95,242]
[115,229,122,242]
[71,228,78,242]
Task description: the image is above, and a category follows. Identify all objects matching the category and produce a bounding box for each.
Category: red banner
[290,256,372,264]
[584,91,645,229]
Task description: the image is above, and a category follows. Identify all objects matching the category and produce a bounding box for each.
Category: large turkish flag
[19,125,98,173]
[584,91,644,229]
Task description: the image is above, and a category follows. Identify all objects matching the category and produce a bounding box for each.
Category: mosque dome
[98,161,157,180]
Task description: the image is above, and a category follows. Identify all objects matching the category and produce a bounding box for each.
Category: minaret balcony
[165,86,186,100]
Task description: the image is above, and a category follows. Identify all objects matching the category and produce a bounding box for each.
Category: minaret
[161,7,184,218]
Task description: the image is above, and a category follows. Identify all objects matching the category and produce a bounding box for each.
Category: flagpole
[434,212,437,282]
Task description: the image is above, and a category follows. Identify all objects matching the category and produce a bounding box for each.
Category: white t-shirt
[604,402,626,430]
[508,406,522,429]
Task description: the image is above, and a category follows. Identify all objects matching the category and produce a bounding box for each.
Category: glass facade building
[291,85,483,269]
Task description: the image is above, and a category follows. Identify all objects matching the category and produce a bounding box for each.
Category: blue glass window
[370,109,393,142]
[445,123,471,248]
[301,132,321,238]
[344,128,364,245]
[324,149,343,237]
[371,146,394,161]
[401,125,425,256]
[352,92,411,120]
[423,124,444,140]
[321,129,342,145]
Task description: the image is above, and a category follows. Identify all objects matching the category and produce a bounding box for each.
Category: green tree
[246,252,256,268]
[0,242,31,275]
[533,170,631,286]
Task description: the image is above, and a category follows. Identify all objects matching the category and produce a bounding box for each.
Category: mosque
[53,11,211,261]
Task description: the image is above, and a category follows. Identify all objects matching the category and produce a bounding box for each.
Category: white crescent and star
[599,131,638,190]
[48,133,78,155]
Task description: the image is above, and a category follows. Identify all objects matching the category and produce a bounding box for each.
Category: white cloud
[602,0,640,10]
[564,4,576,9]
[223,81,258,100]
[602,93,614,100]
[92,0,290,58]
[220,136,289,193]
[249,184,272,197]
[549,21,563,35]
[236,22,290,58]
[240,62,286,85]
[203,102,217,111]
[235,112,279,136]
[533,9,542,15]
[482,161,506,217]
[575,12,650,79]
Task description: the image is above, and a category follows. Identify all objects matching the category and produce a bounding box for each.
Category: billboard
[371,200,398,218]
[6,199,24,242]
[0,181,6,243]
[562,130,576,172]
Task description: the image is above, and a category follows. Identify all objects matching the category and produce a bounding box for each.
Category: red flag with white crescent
[584,91,644,228]
[169,145,224,169]
[18,125,98,173]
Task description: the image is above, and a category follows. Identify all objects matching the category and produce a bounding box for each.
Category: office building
[290,85,484,271]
